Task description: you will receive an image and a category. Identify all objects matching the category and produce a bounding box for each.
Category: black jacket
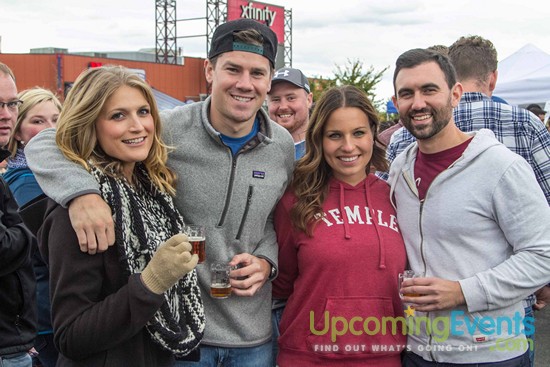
[0,149,37,355]
[38,199,200,366]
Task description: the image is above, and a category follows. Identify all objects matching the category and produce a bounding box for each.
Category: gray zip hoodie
[388,129,550,364]
[25,97,295,348]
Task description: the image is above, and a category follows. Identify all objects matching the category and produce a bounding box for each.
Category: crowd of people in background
[1,18,550,367]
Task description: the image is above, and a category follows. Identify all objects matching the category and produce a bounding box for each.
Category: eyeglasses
[0,100,23,111]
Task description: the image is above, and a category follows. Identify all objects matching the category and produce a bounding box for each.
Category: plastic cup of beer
[210,261,232,299]
[186,225,205,264]
[398,270,421,299]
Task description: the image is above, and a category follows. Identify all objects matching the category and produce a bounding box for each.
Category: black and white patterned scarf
[7,147,28,170]
[90,163,204,357]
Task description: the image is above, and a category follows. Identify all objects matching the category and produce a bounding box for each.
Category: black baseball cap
[208,19,278,68]
[271,67,310,93]
[527,104,546,116]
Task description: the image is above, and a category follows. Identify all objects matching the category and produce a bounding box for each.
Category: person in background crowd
[33,66,204,366]
[5,88,61,202]
[268,67,313,160]
[0,64,17,148]
[378,119,402,147]
[24,19,294,367]
[274,85,406,366]
[266,66,312,366]
[0,62,37,367]
[4,87,62,367]
[526,103,546,122]
[390,47,550,367]
[426,43,511,105]
[378,119,396,134]
[427,44,449,54]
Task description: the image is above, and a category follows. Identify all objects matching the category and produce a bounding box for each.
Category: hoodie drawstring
[365,179,386,269]
[339,182,352,239]
[337,177,386,269]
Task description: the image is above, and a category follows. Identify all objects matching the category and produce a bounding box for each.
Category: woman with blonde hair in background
[273,85,406,366]
[33,66,204,366]
[4,87,62,367]
[5,87,61,202]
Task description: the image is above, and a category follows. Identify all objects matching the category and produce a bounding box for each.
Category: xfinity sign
[227,0,285,43]
[241,2,277,26]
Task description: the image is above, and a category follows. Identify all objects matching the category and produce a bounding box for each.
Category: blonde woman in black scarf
[36,66,204,366]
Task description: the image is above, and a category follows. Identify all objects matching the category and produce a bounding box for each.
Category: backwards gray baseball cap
[271,67,310,93]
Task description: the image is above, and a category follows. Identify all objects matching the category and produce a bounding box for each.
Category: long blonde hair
[291,85,388,236]
[55,65,177,194]
[8,87,62,157]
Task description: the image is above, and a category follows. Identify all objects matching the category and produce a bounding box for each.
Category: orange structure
[0,53,208,102]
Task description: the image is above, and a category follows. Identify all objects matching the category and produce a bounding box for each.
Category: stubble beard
[403,98,453,141]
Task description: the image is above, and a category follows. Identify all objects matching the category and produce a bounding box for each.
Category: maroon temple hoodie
[273,175,407,366]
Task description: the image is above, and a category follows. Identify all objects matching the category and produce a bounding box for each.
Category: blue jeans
[0,352,32,367]
[175,342,272,367]
[271,306,285,367]
[523,306,534,367]
[403,350,530,367]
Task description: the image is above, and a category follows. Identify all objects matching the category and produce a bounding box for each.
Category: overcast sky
[2,0,549,101]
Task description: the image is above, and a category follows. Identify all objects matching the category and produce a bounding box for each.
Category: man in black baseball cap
[170,18,294,366]
[209,18,278,68]
[204,18,280,135]
[171,18,294,366]
[268,67,313,160]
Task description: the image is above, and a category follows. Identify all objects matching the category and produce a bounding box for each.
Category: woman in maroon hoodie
[273,85,407,366]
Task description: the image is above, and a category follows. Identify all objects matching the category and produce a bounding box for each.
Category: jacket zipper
[404,170,435,360]
[415,166,463,362]
[419,199,436,361]
[401,151,466,362]
[236,185,254,240]
[218,156,238,227]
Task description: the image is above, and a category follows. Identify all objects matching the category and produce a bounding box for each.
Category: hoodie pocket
[306,296,406,358]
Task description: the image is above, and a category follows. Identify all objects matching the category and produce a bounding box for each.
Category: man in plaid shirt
[386,35,550,367]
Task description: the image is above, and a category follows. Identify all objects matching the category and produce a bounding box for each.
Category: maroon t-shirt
[414,138,473,200]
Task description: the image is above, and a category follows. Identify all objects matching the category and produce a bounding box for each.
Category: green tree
[307,59,389,110]
[309,76,336,102]
[333,58,388,109]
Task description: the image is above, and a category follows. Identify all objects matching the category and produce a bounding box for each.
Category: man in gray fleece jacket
[25,19,294,366]
[389,48,550,366]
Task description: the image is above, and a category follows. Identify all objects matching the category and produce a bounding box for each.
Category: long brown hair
[291,85,387,235]
[55,66,177,194]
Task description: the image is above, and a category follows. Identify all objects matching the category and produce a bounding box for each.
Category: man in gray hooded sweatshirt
[389,48,550,366]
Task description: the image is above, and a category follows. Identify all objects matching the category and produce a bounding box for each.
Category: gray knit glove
[141,233,198,294]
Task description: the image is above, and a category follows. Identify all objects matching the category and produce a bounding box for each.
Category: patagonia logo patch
[252,170,265,179]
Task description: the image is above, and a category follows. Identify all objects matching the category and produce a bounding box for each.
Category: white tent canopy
[493,44,550,106]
